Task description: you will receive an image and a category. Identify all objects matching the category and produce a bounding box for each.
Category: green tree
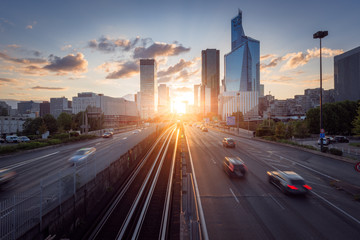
[306,107,320,134]
[72,112,84,131]
[231,111,244,126]
[275,122,286,139]
[38,122,48,135]
[43,114,58,134]
[293,121,309,138]
[23,117,43,135]
[57,112,72,131]
[352,104,360,135]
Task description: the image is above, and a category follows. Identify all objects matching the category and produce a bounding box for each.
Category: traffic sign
[355,162,360,173]
[226,116,235,126]
[320,133,325,138]
[320,129,325,133]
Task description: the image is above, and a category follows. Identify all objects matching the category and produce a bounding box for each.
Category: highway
[185,125,360,240]
[0,126,156,200]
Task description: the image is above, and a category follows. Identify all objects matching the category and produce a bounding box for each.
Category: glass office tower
[225,10,260,93]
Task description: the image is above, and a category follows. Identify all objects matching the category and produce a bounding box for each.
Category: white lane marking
[268,193,285,210]
[312,191,360,225]
[269,163,291,168]
[271,153,338,180]
[8,151,59,169]
[95,143,101,145]
[123,137,127,140]
[306,181,332,189]
[229,188,240,203]
[211,158,216,164]
[185,133,209,240]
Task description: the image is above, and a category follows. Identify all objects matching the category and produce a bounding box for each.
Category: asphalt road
[185,125,360,240]
[0,126,157,200]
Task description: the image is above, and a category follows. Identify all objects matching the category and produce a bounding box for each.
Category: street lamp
[313,30,328,152]
[236,92,240,134]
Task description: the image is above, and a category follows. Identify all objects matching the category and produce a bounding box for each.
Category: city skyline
[1,0,360,106]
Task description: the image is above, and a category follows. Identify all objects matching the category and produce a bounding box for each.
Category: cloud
[0,77,17,85]
[260,54,276,61]
[88,36,144,53]
[61,44,72,51]
[31,86,66,90]
[133,42,190,59]
[158,76,172,83]
[281,47,344,71]
[26,25,33,29]
[25,21,37,30]
[175,69,200,82]
[106,60,139,79]
[7,44,21,49]
[43,53,88,73]
[0,52,47,64]
[157,59,194,77]
[260,56,283,71]
[175,86,192,93]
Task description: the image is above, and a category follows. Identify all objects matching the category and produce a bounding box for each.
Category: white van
[6,135,18,143]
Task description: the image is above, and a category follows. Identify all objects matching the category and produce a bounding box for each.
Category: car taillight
[303,184,312,190]
[229,163,234,172]
[287,184,298,190]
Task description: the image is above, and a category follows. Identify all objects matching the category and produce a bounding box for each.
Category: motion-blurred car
[223,157,247,178]
[102,132,113,138]
[222,138,235,148]
[68,147,96,165]
[18,136,30,142]
[201,127,208,132]
[326,136,335,143]
[0,168,16,187]
[334,136,349,143]
[0,138,5,143]
[267,171,311,195]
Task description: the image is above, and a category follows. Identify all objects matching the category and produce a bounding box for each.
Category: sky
[1,0,360,107]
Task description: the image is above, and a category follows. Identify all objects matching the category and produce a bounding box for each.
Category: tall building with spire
[220,9,260,120]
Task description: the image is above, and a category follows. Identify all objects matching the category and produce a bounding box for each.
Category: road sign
[320,129,325,133]
[226,116,235,126]
[355,162,360,173]
[320,133,325,138]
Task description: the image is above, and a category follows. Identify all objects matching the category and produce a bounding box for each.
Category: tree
[352,104,360,135]
[38,122,48,135]
[293,121,309,138]
[275,122,286,139]
[23,117,43,135]
[231,111,244,126]
[43,114,58,134]
[57,112,72,131]
[306,107,320,134]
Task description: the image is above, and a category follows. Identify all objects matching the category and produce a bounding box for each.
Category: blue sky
[1,0,359,105]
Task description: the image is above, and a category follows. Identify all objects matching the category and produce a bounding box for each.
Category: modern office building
[219,9,260,120]
[0,101,11,116]
[194,84,201,113]
[334,46,360,102]
[72,92,138,128]
[17,101,40,116]
[50,97,71,119]
[139,59,157,119]
[201,49,220,116]
[158,84,170,114]
[39,101,50,117]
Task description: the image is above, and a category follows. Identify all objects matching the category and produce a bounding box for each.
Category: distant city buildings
[0,116,26,135]
[39,101,50,117]
[17,101,39,116]
[50,97,72,119]
[193,84,201,114]
[158,84,170,114]
[334,46,360,102]
[139,59,157,119]
[219,9,260,120]
[201,49,220,117]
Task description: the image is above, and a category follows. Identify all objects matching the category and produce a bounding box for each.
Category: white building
[139,59,157,119]
[219,91,259,120]
[0,116,26,135]
[50,97,71,119]
[158,84,170,115]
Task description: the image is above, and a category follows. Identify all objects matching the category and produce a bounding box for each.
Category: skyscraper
[140,59,157,119]
[225,9,260,93]
[158,84,170,114]
[334,46,360,102]
[201,49,220,116]
[194,84,200,113]
[219,9,260,120]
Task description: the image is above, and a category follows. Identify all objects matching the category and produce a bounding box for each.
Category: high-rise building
[140,59,157,119]
[201,49,220,116]
[334,46,360,102]
[158,84,170,114]
[225,10,260,93]
[40,101,50,117]
[194,84,201,113]
[50,97,71,119]
[17,101,40,116]
[219,9,260,120]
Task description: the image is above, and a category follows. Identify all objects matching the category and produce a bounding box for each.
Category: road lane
[185,125,360,240]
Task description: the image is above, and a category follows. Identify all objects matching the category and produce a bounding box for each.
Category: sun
[172,100,186,114]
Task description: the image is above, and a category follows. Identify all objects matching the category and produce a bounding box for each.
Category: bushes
[329,148,343,156]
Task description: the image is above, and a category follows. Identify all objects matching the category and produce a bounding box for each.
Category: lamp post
[236,92,240,134]
[313,30,328,152]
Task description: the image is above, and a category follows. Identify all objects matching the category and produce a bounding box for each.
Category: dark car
[223,157,247,178]
[222,138,235,148]
[267,170,311,195]
[334,136,349,143]
[0,168,16,187]
[102,132,113,138]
